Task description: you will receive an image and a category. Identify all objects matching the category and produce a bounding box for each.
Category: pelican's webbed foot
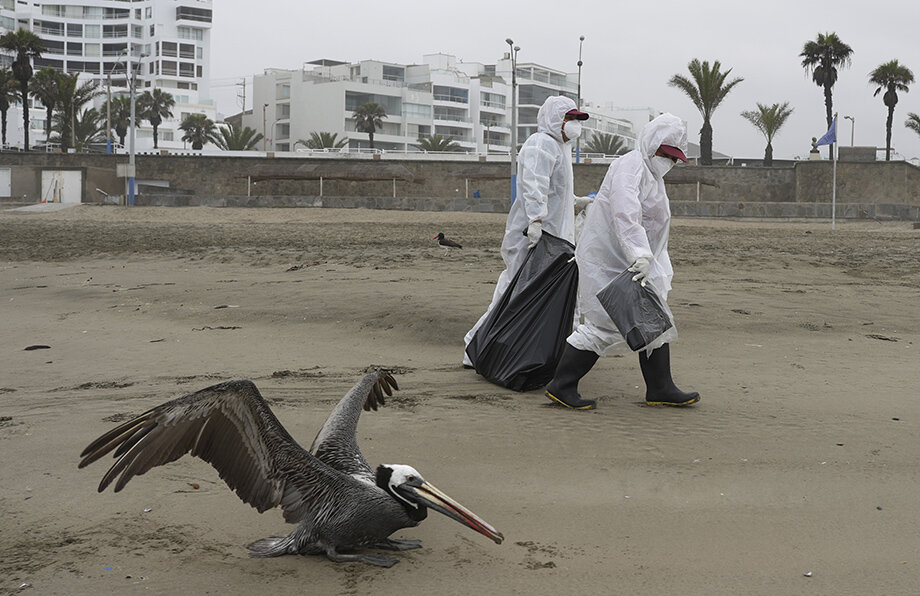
[373,537,422,551]
[325,548,399,568]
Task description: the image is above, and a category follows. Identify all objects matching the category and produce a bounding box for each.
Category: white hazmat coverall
[463,95,577,365]
[566,113,688,356]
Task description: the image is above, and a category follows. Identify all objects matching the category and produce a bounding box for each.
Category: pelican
[78,370,503,567]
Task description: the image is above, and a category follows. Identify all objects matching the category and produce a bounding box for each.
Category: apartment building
[245,53,639,155]
[0,0,214,150]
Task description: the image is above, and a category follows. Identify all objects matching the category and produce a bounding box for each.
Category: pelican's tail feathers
[246,534,297,558]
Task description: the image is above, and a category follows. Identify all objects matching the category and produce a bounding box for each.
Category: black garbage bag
[595,269,673,351]
[466,232,578,392]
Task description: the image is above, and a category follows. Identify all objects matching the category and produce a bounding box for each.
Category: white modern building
[0,0,214,151]
[244,53,639,155]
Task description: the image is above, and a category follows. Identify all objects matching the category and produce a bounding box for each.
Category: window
[161,41,177,57]
[177,26,203,40]
[84,24,100,38]
[481,91,505,109]
[179,44,194,59]
[41,39,65,54]
[276,83,290,99]
[345,91,401,115]
[145,7,152,18]
[133,25,143,39]
[103,42,127,57]
[196,47,202,59]
[176,6,212,23]
[432,86,468,104]
[149,24,155,36]
[84,44,100,58]
[66,42,82,56]
[67,23,82,37]
[162,61,177,76]
[196,65,202,78]
[103,24,128,38]
[179,62,194,77]
[403,103,432,119]
[37,20,64,36]
[382,65,404,82]
[278,103,290,117]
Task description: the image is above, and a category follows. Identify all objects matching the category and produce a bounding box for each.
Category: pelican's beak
[398,480,504,544]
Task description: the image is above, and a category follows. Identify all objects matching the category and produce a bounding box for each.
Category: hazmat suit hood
[638,113,688,163]
[537,96,578,142]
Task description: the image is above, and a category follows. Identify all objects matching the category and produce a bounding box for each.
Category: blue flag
[815,117,837,146]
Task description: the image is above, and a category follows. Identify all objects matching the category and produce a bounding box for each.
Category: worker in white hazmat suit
[545,113,700,409]
[463,95,587,366]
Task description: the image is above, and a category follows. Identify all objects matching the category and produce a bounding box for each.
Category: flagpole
[831,139,837,230]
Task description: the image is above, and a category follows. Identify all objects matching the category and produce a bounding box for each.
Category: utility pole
[575,35,585,163]
[506,38,519,203]
[106,73,112,153]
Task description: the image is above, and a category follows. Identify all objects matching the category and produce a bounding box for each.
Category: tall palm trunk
[368,126,375,149]
[18,78,29,150]
[764,142,773,167]
[1,109,7,145]
[885,105,894,161]
[699,119,713,165]
[823,83,834,130]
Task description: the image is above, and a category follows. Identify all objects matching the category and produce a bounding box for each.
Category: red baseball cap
[566,109,589,120]
[659,144,688,162]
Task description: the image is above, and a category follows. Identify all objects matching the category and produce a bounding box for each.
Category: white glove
[574,195,594,214]
[527,220,543,248]
[628,257,651,287]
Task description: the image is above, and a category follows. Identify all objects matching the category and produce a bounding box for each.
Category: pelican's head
[376,464,503,544]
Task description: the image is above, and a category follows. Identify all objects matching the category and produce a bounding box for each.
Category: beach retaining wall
[3,153,919,219]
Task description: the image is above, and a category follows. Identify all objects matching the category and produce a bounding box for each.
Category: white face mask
[562,120,582,143]
[649,155,675,178]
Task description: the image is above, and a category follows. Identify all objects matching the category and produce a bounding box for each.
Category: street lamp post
[128,52,145,206]
[843,115,855,147]
[575,35,585,164]
[506,38,519,202]
[106,73,112,154]
[262,103,268,151]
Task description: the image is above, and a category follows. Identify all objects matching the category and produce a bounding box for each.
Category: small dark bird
[78,370,503,567]
[433,232,462,255]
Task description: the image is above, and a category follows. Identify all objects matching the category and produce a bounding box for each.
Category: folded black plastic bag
[595,269,673,351]
[466,232,578,392]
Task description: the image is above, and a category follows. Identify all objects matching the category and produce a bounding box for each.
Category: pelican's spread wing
[309,371,398,481]
[79,379,355,522]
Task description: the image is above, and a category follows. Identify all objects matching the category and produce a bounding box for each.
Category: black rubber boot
[639,343,700,407]
[545,345,599,410]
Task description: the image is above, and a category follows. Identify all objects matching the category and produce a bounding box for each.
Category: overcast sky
[210,0,920,160]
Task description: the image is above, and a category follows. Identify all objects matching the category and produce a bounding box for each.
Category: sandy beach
[1,204,919,595]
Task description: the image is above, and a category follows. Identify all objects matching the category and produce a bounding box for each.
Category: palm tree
[352,102,387,149]
[29,67,60,142]
[52,107,105,151]
[668,59,743,165]
[415,134,462,152]
[294,131,348,150]
[137,88,175,148]
[179,113,215,150]
[54,72,101,152]
[582,131,628,156]
[209,122,263,150]
[0,28,44,151]
[0,67,17,147]
[868,60,914,161]
[800,32,854,131]
[740,102,794,166]
[110,95,131,147]
[906,113,920,139]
